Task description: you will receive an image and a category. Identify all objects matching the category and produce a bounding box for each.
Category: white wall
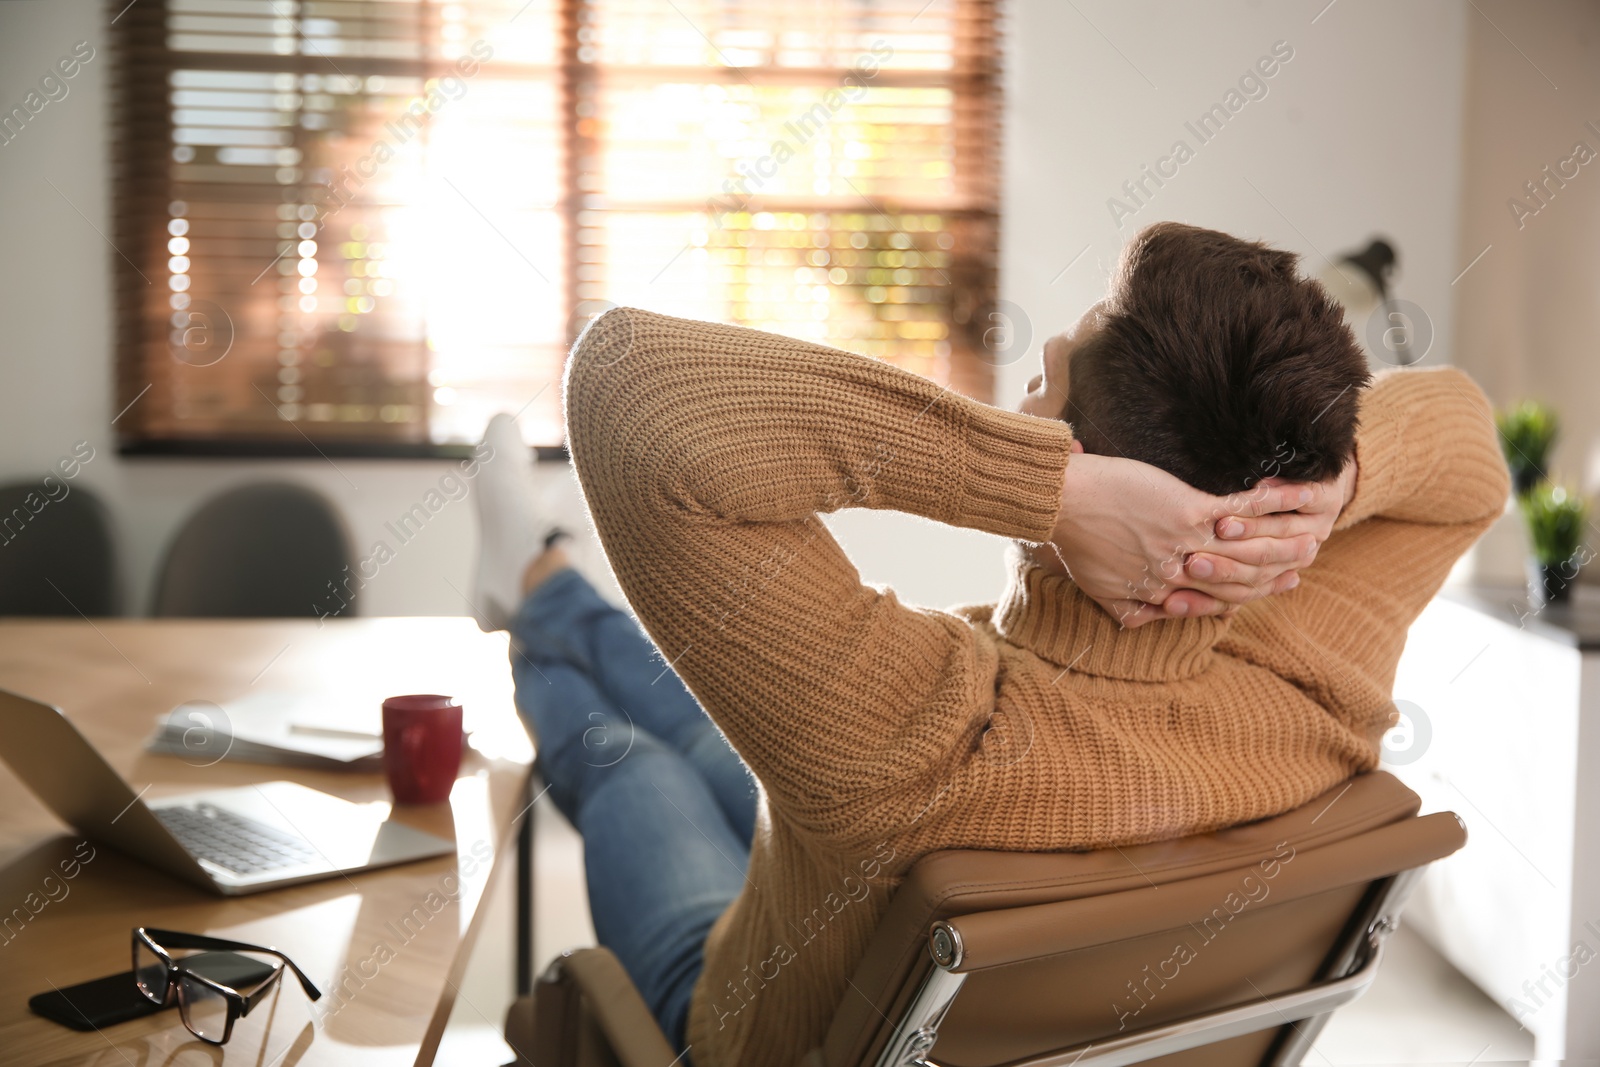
[1000,0,1469,392]
[0,0,1471,617]
[1448,0,1600,584]
[846,0,1471,609]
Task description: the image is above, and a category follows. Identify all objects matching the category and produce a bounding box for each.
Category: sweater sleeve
[562,308,1074,843]
[1333,367,1511,532]
[1223,366,1510,726]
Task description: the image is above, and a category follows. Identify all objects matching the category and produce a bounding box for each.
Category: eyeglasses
[133,927,322,1045]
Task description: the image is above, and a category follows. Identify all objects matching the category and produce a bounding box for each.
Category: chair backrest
[0,481,118,615]
[152,482,350,618]
[817,771,1463,1067]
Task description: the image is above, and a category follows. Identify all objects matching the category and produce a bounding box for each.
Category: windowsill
[1442,581,1600,651]
[116,439,571,462]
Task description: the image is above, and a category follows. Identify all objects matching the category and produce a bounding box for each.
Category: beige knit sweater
[563,307,1510,1067]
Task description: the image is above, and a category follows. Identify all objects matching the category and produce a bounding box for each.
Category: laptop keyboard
[155,804,319,876]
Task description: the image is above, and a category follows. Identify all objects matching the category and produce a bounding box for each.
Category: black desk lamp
[1320,237,1419,366]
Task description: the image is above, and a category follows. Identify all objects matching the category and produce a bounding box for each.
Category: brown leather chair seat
[506,771,1463,1067]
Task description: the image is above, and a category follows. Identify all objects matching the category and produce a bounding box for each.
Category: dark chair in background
[152,482,350,618]
[0,481,119,616]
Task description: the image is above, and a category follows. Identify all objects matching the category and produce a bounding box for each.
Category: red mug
[381,694,463,805]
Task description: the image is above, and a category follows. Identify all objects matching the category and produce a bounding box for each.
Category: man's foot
[472,414,564,631]
[522,542,572,598]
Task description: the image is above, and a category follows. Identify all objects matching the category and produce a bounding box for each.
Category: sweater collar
[993,550,1228,682]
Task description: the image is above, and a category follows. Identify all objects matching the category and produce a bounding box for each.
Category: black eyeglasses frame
[132,926,322,1045]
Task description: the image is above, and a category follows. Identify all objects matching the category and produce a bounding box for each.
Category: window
[111,0,1002,456]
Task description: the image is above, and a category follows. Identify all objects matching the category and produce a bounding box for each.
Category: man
[475,222,1509,1066]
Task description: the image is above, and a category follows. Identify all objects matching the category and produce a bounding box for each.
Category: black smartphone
[30,951,278,1032]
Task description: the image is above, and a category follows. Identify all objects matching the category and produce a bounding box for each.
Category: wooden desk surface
[0,617,533,1067]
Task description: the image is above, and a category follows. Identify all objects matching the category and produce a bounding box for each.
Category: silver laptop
[0,688,455,895]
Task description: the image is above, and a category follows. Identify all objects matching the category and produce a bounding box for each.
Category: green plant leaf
[1496,400,1558,494]
[1518,482,1588,565]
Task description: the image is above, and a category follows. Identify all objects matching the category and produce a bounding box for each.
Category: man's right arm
[1220,367,1511,724]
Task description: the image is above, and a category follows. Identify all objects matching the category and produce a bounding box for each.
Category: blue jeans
[510,567,757,1051]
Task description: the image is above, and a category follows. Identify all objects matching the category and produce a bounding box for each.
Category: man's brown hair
[1065,222,1371,496]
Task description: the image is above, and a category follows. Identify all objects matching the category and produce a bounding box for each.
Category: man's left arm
[1221,367,1511,718]
[564,308,1073,844]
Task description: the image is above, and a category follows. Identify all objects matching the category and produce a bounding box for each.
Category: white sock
[537,465,588,544]
[471,414,552,631]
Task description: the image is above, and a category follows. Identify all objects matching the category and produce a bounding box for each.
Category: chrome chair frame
[873,868,1423,1067]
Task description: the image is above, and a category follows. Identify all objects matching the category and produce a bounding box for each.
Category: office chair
[504,770,1463,1067]
[0,481,118,615]
[151,482,350,618]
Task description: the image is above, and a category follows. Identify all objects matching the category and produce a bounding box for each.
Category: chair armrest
[535,948,678,1067]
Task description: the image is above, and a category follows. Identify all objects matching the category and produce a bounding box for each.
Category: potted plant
[1496,401,1559,497]
[1519,483,1589,606]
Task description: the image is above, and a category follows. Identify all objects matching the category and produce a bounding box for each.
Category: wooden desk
[0,617,533,1067]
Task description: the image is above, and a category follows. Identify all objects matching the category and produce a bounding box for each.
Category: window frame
[110,0,1003,459]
